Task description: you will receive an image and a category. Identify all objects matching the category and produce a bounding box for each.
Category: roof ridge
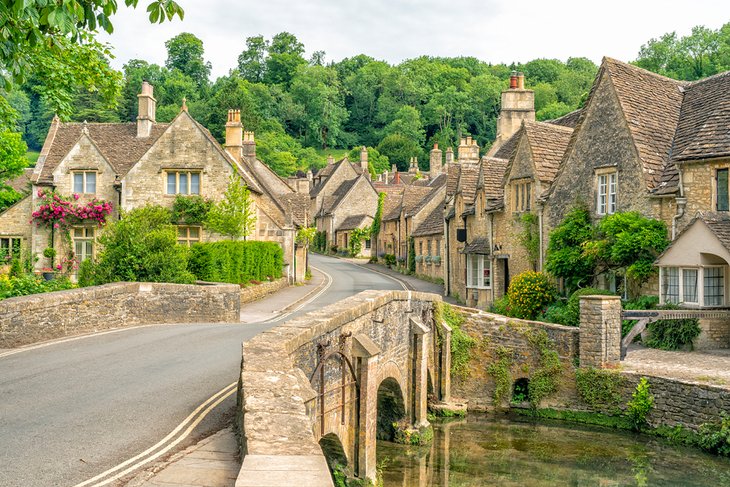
[686,69,730,86]
[524,120,574,132]
[602,56,688,86]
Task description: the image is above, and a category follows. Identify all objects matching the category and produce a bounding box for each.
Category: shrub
[188,240,283,284]
[83,205,195,285]
[0,274,75,300]
[171,195,212,225]
[644,306,701,350]
[626,377,654,431]
[489,295,510,316]
[383,254,396,267]
[435,302,475,380]
[506,271,556,320]
[564,287,617,326]
[575,367,626,411]
[537,300,570,325]
[697,412,730,456]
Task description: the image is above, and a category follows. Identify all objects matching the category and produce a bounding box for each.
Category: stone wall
[0,282,240,348]
[239,277,288,305]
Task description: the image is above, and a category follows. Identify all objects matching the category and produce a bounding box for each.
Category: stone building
[0,83,309,281]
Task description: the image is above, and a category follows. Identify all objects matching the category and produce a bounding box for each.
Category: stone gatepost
[410,317,430,427]
[439,321,452,402]
[579,295,622,368]
[352,334,380,481]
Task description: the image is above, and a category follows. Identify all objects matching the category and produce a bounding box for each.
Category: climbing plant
[525,328,562,408]
[171,195,212,225]
[519,212,540,270]
[486,346,512,406]
[434,302,475,380]
[370,192,385,241]
[407,236,415,273]
[575,367,626,412]
[348,225,371,257]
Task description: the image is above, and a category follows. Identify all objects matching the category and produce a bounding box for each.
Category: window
[717,169,729,211]
[512,181,531,212]
[419,241,423,255]
[427,239,432,256]
[682,268,699,304]
[73,171,96,194]
[467,254,491,289]
[0,237,22,260]
[704,267,725,306]
[435,240,440,257]
[597,172,617,215]
[166,171,201,195]
[177,226,201,246]
[365,239,371,249]
[661,267,680,304]
[72,227,95,261]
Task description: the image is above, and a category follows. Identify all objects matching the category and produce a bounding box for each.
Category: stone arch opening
[319,432,348,475]
[512,377,530,404]
[377,377,406,441]
[427,369,435,401]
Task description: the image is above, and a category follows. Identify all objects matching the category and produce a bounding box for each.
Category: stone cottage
[0,82,308,281]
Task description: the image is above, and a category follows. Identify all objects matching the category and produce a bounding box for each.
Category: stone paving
[123,428,239,487]
[623,344,730,389]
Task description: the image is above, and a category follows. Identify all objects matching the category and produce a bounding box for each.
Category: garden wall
[239,277,288,305]
[0,282,240,348]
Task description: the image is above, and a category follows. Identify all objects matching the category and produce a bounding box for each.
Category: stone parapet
[0,282,240,348]
[239,277,289,305]
[579,295,622,368]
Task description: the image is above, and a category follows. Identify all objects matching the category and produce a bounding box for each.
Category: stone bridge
[235,290,451,486]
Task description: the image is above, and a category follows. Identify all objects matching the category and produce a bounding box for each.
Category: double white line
[71,382,237,487]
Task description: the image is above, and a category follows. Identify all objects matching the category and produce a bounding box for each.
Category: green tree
[347,146,390,176]
[165,33,211,89]
[237,35,269,83]
[545,205,596,294]
[0,129,28,212]
[265,32,307,86]
[206,175,257,239]
[382,106,425,147]
[377,134,422,172]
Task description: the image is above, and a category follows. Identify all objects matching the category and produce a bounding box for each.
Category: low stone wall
[695,317,730,350]
[239,277,288,305]
[453,306,580,410]
[0,282,240,348]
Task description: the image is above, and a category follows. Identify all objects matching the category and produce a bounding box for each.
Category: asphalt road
[0,254,404,487]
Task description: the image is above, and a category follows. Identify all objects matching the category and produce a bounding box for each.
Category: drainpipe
[537,200,545,272]
[444,216,450,296]
[489,212,494,303]
[671,171,687,240]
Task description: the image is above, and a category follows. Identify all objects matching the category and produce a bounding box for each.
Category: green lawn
[314,148,349,161]
[26,151,40,166]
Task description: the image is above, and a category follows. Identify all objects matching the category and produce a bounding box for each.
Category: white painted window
[73,227,95,261]
[0,237,22,261]
[166,171,201,195]
[682,268,699,304]
[661,266,725,307]
[597,172,617,215]
[467,254,491,289]
[73,171,96,194]
[704,266,725,307]
[177,226,201,247]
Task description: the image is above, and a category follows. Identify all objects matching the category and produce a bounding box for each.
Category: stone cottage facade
[0,83,308,281]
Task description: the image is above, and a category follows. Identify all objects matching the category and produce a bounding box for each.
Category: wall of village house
[310,162,357,224]
[462,192,490,308]
[379,219,398,258]
[676,158,730,233]
[545,73,658,231]
[447,197,467,303]
[414,234,444,281]
[0,196,33,271]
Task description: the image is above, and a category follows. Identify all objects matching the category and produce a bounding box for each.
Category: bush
[644,306,701,350]
[489,295,510,315]
[383,253,396,267]
[83,205,195,285]
[537,300,570,325]
[626,377,654,431]
[188,240,283,284]
[506,271,556,320]
[697,412,730,456]
[171,195,212,225]
[0,274,75,300]
[564,287,617,326]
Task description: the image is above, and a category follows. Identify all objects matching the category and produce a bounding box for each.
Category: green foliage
[0,129,29,212]
[313,231,328,253]
[506,271,556,320]
[697,412,730,456]
[626,378,654,431]
[545,205,595,294]
[575,367,626,411]
[205,175,256,239]
[171,195,212,225]
[486,346,512,406]
[348,226,371,257]
[83,205,195,285]
[435,302,475,380]
[644,306,701,351]
[370,192,385,240]
[377,134,423,172]
[188,241,283,284]
[383,253,396,267]
[296,227,316,248]
[407,237,416,273]
[165,33,211,89]
[518,212,540,270]
[393,422,433,446]
[536,300,570,326]
[489,295,510,316]
[526,329,563,407]
[0,274,75,301]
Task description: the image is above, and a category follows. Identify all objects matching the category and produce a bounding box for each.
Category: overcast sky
[99,0,730,79]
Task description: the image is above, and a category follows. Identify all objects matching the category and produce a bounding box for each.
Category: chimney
[137,81,156,138]
[458,137,479,162]
[384,170,389,184]
[395,171,401,185]
[225,109,243,158]
[328,155,335,165]
[306,169,313,182]
[487,71,535,157]
[360,146,369,177]
[517,72,525,90]
[391,163,397,174]
[242,131,256,158]
[445,147,454,169]
[509,70,518,89]
[430,143,442,177]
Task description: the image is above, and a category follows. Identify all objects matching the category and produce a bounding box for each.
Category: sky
[100,0,730,79]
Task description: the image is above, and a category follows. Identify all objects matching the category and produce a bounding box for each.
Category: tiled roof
[400,185,433,218]
[408,186,443,218]
[462,237,490,254]
[492,131,519,160]
[457,162,480,205]
[700,213,730,252]
[412,205,444,237]
[5,168,33,193]
[481,157,508,198]
[317,178,358,216]
[37,121,169,184]
[378,186,405,221]
[549,109,582,128]
[445,164,461,198]
[672,71,730,162]
[523,121,574,184]
[279,192,310,226]
[338,214,371,231]
[604,57,686,190]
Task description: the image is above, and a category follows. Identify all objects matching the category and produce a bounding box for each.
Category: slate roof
[279,192,310,227]
[522,121,574,184]
[338,214,371,231]
[383,185,433,221]
[492,131,519,160]
[376,185,405,222]
[672,71,730,163]
[481,157,509,201]
[549,109,582,128]
[35,121,170,184]
[445,164,461,199]
[5,168,33,193]
[412,206,444,237]
[700,213,730,252]
[603,57,686,190]
[462,237,490,254]
[456,162,481,205]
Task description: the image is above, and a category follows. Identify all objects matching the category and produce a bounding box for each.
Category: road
[0,254,405,487]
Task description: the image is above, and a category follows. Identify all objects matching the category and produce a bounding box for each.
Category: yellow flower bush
[507,271,556,320]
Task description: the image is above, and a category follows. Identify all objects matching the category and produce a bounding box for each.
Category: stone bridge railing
[235,290,444,487]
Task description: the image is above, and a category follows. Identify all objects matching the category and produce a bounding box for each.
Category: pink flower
[73,193,80,200]
[53,223,59,229]
[55,264,62,270]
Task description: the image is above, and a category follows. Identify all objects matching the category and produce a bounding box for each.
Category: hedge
[188,241,283,284]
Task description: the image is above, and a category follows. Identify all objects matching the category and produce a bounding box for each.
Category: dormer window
[596,171,617,215]
[512,180,531,212]
[73,171,96,194]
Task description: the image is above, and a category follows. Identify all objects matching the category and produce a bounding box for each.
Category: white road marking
[71,382,237,487]
[346,260,409,290]
[259,264,333,324]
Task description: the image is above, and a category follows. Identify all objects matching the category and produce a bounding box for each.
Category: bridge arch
[376,377,407,441]
[319,432,349,474]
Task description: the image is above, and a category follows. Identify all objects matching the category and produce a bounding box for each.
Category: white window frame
[0,236,22,261]
[72,227,95,261]
[467,254,492,290]
[660,265,726,308]
[596,171,617,215]
[703,265,725,307]
[165,171,201,195]
[72,171,97,194]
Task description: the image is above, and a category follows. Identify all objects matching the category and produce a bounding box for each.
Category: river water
[377,414,730,486]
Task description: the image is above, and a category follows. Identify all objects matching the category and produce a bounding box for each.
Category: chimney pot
[517,72,525,90]
[510,71,519,89]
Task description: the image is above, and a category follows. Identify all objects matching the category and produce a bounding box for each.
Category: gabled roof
[310,157,363,197]
[382,185,432,221]
[412,205,444,237]
[278,192,310,227]
[445,164,461,199]
[462,236,490,255]
[521,121,574,184]
[455,162,481,205]
[603,57,686,190]
[481,157,508,199]
[5,168,33,193]
[337,214,372,231]
[492,132,519,161]
[407,185,444,219]
[35,121,169,184]
[672,70,730,163]
[376,185,405,222]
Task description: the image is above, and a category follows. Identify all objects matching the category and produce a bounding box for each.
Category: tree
[382,106,425,147]
[237,35,269,83]
[265,32,307,86]
[165,33,212,89]
[545,205,596,294]
[206,175,256,239]
[377,134,422,172]
[347,146,390,176]
[0,129,28,212]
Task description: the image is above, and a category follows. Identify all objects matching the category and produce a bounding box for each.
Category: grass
[26,151,40,165]
[314,148,349,161]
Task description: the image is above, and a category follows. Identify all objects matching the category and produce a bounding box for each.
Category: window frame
[72,227,95,262]
[177,225,202,247]
[596,170,618,216]
[716,168,729,212]
[72,171,97,194]
[165,170,202,195]
[660,265,726,308]
[511,179,532,213]
[466,254,492,290]
[0,236,22,261]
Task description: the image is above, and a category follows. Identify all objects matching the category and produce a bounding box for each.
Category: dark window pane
[718,169,729,211]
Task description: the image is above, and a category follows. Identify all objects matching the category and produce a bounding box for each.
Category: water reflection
[377,414,730,486]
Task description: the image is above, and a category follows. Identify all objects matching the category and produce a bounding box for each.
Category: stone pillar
[439,321,452,402]
[410,317,430,427]
[579,295,622,368]
[352,334,380,481]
